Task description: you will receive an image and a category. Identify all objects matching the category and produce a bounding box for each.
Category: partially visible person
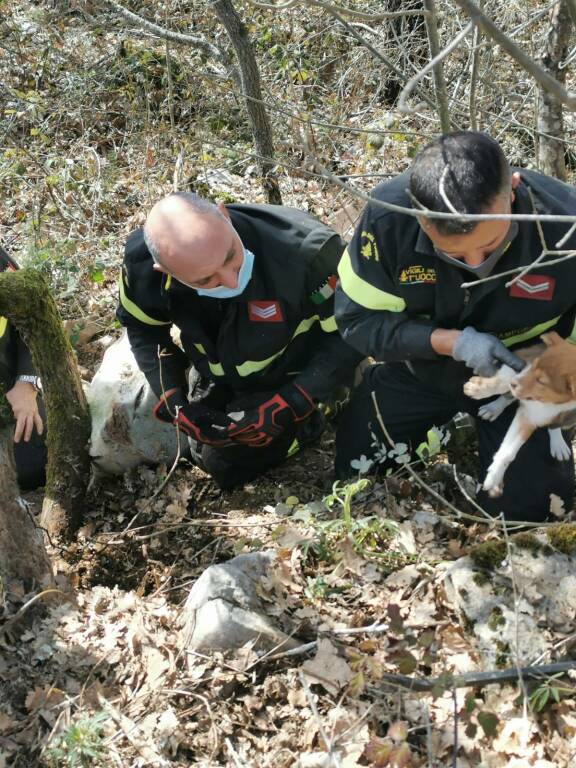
[334,130,576,522]
[117,193,363,489]
[0,246,46,490]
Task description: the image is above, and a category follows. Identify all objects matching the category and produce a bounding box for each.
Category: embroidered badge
[360,231,380,261]
[509,274,555,301]
[398,265,437,285]
[248,301,284,322]
[310,274,337,305]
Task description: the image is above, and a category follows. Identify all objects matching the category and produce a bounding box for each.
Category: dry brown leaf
[301,639,352,696]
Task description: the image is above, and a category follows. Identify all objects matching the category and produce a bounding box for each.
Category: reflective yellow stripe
[236,315,322,377]
[193,343,224,376]
[338,248,406,312]
[320,315,337,332]
[165,274,172,290]
[119,276,171,326]
[287,438,300,457]
[0,317,7,338]
[209,362,225,376]
[501,317,560,347]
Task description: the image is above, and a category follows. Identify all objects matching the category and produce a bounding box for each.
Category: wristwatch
[16,374,42,392]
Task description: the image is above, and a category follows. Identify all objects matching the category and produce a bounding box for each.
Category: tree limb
[453,0,576,111]
[378,661,576,693]
[246,0,430,20]
[96,0,235,76]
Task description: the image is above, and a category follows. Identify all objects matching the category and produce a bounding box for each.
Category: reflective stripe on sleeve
[337,248,406,312]
[501,316,560,347]
[0,317,7,338]
[193,343,225,376]
[118,275,171,326]
[236,314,327,377]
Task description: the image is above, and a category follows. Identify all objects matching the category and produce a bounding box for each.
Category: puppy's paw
[478,397,508,422]
[549,430,572,461]
[464,376,492,399]
[483,465,505,497]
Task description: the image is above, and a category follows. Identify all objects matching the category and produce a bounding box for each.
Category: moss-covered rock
[488,605,506,631]
[470,540,507,571]
[547,523,576,555]
[513,533,543,553]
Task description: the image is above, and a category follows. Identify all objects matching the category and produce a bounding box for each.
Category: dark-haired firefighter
[335,130,576,522]
[117,193,362,489]
[0,247,46,490]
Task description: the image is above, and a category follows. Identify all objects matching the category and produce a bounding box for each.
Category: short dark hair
[409,131,511,235]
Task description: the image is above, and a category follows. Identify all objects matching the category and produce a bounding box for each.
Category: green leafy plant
[45,712,108,767]
[529,673,573,712]
[311,480,408,572]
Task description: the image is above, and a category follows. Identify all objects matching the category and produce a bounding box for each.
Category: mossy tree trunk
[0,393,53,588]
[0,269,91,539]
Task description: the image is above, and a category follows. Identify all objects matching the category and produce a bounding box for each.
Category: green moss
[546,524,576,555]
[513,533,542,553]
[472,571,490,587]
[495,641,511,669]
[470,541,506,571]
[461,612,476,634]
[488,605,506,631]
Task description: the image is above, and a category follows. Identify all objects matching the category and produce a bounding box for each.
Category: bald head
[144,193,244,290]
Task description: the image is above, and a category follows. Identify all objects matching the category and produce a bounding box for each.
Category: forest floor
[2,1,576,765]
[3,392,576,767]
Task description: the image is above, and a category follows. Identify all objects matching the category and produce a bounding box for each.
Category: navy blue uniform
[335,170,576,521]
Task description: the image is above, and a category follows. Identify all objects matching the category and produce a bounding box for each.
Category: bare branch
[245,0,430,20]
[398,21,475,114]
[377,661,576,693]
[96,0,233,72]
[453,0,576,111]
[423,0,452,132]
[323,9,439,113]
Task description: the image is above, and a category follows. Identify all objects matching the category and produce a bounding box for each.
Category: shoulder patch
[360,231,380,261]
[310,274,337,304]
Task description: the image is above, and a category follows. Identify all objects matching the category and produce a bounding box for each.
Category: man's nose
[462,252,485,268]
[219,265,239,288]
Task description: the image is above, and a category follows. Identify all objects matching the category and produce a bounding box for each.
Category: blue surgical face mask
[188,247,255,299]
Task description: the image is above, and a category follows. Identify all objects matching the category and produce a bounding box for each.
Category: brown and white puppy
[464,332,576,497]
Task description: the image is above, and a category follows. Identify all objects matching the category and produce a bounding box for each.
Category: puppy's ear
[541,331,562,347]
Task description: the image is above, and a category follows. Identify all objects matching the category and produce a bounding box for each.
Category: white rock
[180,551,300,654]
[445,538,576,668]
[87,333,183,474]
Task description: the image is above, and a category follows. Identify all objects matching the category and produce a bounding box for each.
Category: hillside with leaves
[1,1,576,766]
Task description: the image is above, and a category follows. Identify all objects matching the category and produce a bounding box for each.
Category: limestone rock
[87,333,184,474]
[445,533,576,669]
[180,551,300,654]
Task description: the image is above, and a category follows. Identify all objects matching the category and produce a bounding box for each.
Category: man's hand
[176,402,236,446]
[227,384,315,447]
[6,380,43,443]
[453,327,525,376]
[153,388,235,446]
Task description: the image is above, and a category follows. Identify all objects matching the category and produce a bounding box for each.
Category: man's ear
[217,202,231,221]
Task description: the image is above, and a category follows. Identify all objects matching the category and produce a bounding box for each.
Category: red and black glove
[227,384,315,448]
[153,388,235,446]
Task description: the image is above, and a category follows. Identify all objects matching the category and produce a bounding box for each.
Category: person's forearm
[430,328,461,357]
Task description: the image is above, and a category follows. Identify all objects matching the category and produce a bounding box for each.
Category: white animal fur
[464,363,574,497]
